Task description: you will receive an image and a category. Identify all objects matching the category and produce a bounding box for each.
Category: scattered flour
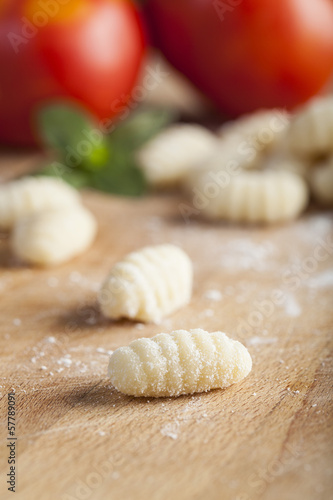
[220,239,277,273]
[160,422,180,440]
[204,289,223,301]
[307,269,333,289]
[283,293,302,317]
[247,337,278,347]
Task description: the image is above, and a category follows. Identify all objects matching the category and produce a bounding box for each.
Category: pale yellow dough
[108,329,252,397]
[186,169,309,224]
[12,206,97,266]
[288,96,333,158]
[99,244,193,323]
[0,176,80,230]
[136,124,218,187]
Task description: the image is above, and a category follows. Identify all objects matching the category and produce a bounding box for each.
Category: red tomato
[0,0,145,146]
[145,0,333,116]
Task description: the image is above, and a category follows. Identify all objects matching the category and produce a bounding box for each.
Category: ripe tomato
[145,0,333,116]
[0,0,145,146]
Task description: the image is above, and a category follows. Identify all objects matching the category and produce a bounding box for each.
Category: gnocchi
[186,169,309,224]
[218,109,290,153]
[136,124,218,187]
[108,329,252,397]
[288,96,333,158]
[99,244,192,323]
[309,156,333,206]
[0,176,80,230]
[12,206,97,266]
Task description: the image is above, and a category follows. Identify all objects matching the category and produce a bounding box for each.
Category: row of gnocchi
[0,184,252,398]
[0,176,96,265]
[137,95,333,223]
[98,245,252,397]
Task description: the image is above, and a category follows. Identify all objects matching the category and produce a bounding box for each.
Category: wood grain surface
[0,190,333,500]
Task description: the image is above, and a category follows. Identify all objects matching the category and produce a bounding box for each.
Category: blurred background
[1,0,333,188]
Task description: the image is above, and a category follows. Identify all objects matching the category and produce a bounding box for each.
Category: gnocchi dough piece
[108,329,252,397]
[309,156,333,206]
[288,96,333,158]
[136,124,218,187]
[0,176,80,230]
[187,169,309,224]
[265,154,310,178]
[218,109,290,154]
[99,244,192,323]
[12,206,97,266]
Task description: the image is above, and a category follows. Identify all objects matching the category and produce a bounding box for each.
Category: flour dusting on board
[219,239,278,272]
[307,269,333,289]
[283,293,302,317]
[160,422,180,440]
[246,337,278,347]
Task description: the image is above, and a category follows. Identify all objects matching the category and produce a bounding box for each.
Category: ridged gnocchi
[218,109,290,154]
[12,206,97,266]
[0,176,80,230]
[99,244,192,323]
[136,124,218,187]
[310,156,333,206]
[288,96,333,158]
[186,169,309,224]
[108,329,252,397]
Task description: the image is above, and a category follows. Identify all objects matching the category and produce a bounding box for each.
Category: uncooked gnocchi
[12,206,97,266]
[309,156,333,206]
[108,329,252,397]
[0,176,80,230]
[99,244,192,323]
[288,96,333,158]
[136,124,218,187]
[186,169,309,224]
[218,108,290,154]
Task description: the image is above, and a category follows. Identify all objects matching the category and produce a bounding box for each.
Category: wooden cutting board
[0,190,332,500]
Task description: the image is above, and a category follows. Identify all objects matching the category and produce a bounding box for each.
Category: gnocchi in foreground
[12,206,97,266]
[99,244,192,323]
[0,176,80,230]
[186,169,309,224]
[108,329,252,397]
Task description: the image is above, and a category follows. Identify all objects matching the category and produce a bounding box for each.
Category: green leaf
[35,102,173,197]
[37,101,111,171]
[37,164,91,189]
[110,107,177,151]
[89,150,147,197]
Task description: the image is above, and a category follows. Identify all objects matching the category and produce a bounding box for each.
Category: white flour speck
[204,289,222,301]
[247,337,277,347]
[308,270,333,289]
[13,318,21,326]
[57,357,72,367]
[284,293,301,317]
[161,422,179,440]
